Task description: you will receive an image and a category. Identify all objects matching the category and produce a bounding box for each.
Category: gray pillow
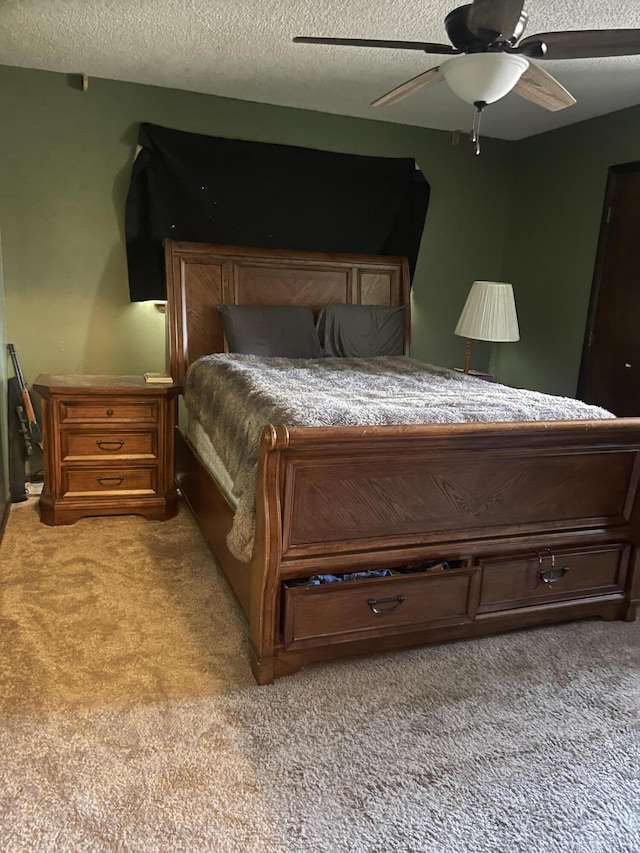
[217,304,322,358]
[317,304,406,358]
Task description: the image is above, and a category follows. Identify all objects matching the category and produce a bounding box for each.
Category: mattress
[184,417,238,508]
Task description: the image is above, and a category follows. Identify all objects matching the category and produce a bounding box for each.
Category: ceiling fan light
[441,53,529,104]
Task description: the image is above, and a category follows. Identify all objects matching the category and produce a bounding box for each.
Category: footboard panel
[270,420,640,565]
[282,448,635,555]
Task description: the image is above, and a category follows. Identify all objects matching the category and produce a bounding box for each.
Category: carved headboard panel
[164,241,411,384]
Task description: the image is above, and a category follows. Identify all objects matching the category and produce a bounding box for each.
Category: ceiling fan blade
[512,63,576,111]
[371,67,444,107]
[292,36,459,55]
[518,29,640,60]
[467,0,526,41]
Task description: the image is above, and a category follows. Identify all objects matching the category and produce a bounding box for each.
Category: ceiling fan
[294,0,640,152]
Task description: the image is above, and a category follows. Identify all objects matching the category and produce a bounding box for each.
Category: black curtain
[125,123,430,301]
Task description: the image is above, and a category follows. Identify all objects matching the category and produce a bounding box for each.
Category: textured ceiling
[3,0,640,140]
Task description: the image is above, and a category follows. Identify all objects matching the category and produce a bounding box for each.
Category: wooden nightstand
[34,375,180,525]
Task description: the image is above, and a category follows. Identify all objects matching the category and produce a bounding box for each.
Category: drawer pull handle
[368,595,405,615]
[106,409,114,417]
[96,476,124,487]
[96,440,124,451]
[538,566,570,585]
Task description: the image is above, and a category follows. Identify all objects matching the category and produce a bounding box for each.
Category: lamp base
[454,368,495,382]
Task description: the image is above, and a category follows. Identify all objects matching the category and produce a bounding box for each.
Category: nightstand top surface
[34,374,181,394]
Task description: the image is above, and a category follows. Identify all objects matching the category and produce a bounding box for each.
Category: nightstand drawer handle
[96,476,124,487]
[367,595,405,614]
[106,409,114,417]
[96,440,124,452]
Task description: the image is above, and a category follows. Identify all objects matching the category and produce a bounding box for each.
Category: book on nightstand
[144,372,174,384]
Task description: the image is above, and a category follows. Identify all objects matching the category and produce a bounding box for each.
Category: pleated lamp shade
[455,281,519,373]
[455,281,520,342]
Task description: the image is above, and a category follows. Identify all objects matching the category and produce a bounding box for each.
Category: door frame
[577,160,640,402]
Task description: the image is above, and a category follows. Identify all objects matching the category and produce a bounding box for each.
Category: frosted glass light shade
[455,281,520,342]
[441,53,529,105]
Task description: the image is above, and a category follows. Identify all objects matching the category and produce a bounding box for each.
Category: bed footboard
[247,419,640,683]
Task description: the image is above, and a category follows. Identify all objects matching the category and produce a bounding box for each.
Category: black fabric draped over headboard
[124,122,429,302]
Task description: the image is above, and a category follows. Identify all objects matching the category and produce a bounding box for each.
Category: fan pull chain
[470,101,486,156]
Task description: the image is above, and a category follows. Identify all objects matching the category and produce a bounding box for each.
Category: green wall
[7,63,640,488]
[495,105,640,396]
[0,233,8,513]
[0,64,515,399]
[3,61,639,421]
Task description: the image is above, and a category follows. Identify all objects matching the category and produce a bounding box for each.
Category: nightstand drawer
[62,467,158,497]
[60,400,158,424]
[61,430,157,461]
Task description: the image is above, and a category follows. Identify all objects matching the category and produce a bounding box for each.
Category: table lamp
[455,280,520,373]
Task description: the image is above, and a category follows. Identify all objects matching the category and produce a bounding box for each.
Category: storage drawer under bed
[477,543,630,613]
[283,565,480,650]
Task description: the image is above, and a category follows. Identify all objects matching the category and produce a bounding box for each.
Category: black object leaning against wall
[124,123,429,302]
[7,378,28,503]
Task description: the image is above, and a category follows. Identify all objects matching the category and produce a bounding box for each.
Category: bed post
[624,478,640,620]
[624,552,640,621]
[248,425,289,684]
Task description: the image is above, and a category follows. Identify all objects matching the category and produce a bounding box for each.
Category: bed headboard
[164,241,411,384]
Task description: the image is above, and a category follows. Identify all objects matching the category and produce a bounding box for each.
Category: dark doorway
[578,162,640,416]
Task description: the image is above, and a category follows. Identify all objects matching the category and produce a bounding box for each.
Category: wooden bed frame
[165,240,640,684]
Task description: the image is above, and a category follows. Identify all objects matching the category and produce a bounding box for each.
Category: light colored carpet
[1,495,639,852]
